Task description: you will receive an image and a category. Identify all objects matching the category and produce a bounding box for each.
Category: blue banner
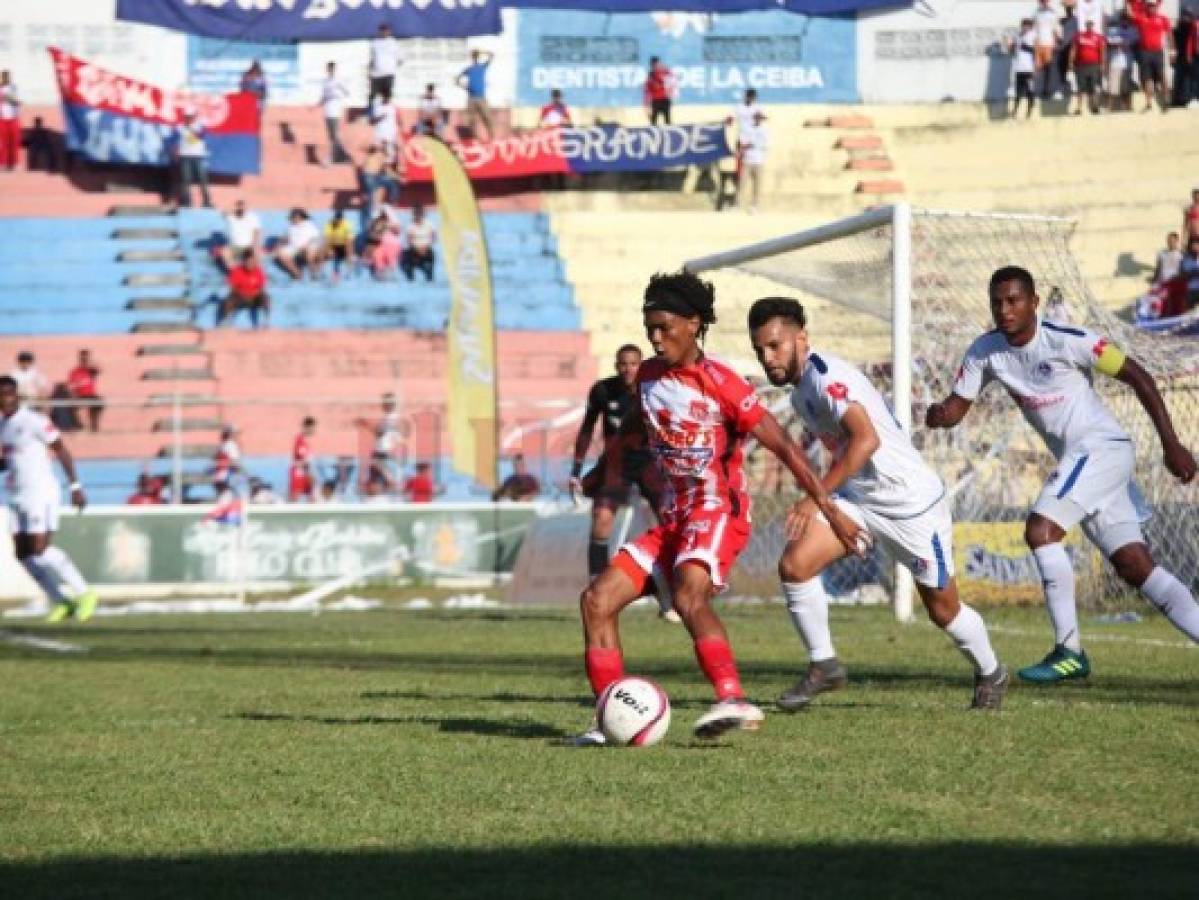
[116,0,502,41]
[566,123,730,173]
[516,9,856,106]
[510,1,901,12]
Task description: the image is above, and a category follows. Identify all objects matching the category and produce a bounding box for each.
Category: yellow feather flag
[419,136,498,489]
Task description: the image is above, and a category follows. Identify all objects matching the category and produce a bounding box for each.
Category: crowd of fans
[1141,186,1199,319]
[1008,0,1199,117]
[8,349,103,433]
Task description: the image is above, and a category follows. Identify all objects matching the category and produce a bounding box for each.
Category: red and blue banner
[404,123,730,182]
[49,47,262,176]
[116,0,501,41]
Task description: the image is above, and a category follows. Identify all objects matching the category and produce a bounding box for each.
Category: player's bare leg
[776,520,850,711]
[670,561,764,738]
[1109,542,1199,642]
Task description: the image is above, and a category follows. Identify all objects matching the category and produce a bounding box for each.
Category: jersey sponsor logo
[684,519,713,535]
[1012,391,1064,410]
[826,382,849,401]
[653,444,715,477]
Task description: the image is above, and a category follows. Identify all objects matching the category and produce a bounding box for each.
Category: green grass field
[0,600,1195,899]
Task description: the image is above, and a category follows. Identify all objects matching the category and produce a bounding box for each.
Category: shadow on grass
[233,711,567,740]
[1,842,1193,900]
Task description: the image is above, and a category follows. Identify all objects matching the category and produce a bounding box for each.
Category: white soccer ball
[597,677,671,747]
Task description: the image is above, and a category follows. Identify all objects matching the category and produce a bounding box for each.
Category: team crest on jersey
[1034,361,1054,381]
[739,394,759,413]
[689,400,711,421]
[826,382,849,401]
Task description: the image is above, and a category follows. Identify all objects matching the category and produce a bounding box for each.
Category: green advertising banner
[48,504,537,586]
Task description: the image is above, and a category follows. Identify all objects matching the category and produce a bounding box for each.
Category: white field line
[989,624,1195,651]
[0,630,88,654]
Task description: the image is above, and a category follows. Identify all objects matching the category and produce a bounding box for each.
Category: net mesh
[695,209,1199,609]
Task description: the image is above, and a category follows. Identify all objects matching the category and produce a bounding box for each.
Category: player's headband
[642,294,701,319]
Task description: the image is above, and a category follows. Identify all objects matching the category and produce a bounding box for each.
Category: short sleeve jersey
[791,351,944,517]
[636,355,765,523]
[587,375,636,441]
[952,320,1130,460]
[0,406,60,501]
[293,433,312,464]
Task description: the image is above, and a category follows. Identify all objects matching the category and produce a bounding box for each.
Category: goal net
[684,205,1199,618]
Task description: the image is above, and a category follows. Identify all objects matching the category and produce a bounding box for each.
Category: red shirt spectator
[127,474,163,505]
[67,361,98,398]
[404,465,435,503]
[1073,29,1106,65]
[228,262,266,299]
[643,63,674,103]
[288,416,316,501]
[1133,8,1172,52]
[539,92,573,127]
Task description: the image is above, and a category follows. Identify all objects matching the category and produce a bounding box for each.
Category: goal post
[682,204,1199,619]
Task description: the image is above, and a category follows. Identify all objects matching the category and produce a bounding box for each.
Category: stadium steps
[142,368,215,382]
[113,228,179,241]
[111,204,175,217]
[152,418,224,432]
[118,249,186,263]
[137,342,208,357]
[156,443,219,458]
[126,298,196,312]
[146,393,221,407]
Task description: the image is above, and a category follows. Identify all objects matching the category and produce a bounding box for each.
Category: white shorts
[1032,441,1148,556]
[7,495,60,535]
[822,495,955,589]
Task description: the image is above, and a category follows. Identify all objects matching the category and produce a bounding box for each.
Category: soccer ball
[597,677,671,747]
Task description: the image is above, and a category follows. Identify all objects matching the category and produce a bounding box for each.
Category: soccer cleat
[562,719,607,748]
[44,602,73,624]
[693,698,765,740]
[72,590,100,623]
[1017,645,1091,684]
[659,608,683,625]
[776,658,849,712]
[971,664,1010,711]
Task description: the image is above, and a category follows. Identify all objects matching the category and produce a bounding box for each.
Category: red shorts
[288,465,312,500]
[614,509,750,594]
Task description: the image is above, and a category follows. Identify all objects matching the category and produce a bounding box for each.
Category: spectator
[1185,188,1199,243]
[643,56,676,125]
[249,477,280,504]
[66,349,103,432]
[127,473,164,506]
[221,249,270,328]
[1153,231,1183,285]
[174,109,213,208]
[358,393,402,494]
[1182,236,1199,311]
[1183,8,1199,107]
[492,454,540,501]
[539,89,573,127]
[457,49,495,141]
[1132,0,1173,112]
[358,143,401,225]
[322,209,356,283]
[401,205,436,282]
[362,211,402,279]
[10,351,49,407]
[317,479,339,503]
[1106,11,1136,111]
[48,383,80,433]
[211,425,241,490]
[240,60,268,113]
[1010,18,1039,117]
[318,61,350,167]
[740,110,769,214]
[1032,0,1061,99]
[217,199,263,271]
[368,22,401,104]
[727,88,762,146]
[1075,0,1103,31]
[1069,19,1106,114]
[416,83,447,137]
[274,208,322,280]
[369,95,400,160]
[404,462,435,503]
[289,416,317,502]
[23,116,56,172]
[1057,2,1080,100]
[0,70,19,171]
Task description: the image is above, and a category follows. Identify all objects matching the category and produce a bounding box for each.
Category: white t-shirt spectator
[177,122,207,158]
[226,211,262,250]
[1075,0,1102,31]
[370,99,398,145]
[0,82,18,120]
[1155,247,1183,283]
[741,123,769,166]
[320,76,349,120]
[406,219,435,251]
[9,367,49,405]
[283,219,321,255]
[369,36,400,78]
[1034,8,1060,46]
[1014,28,1037,73]
[731,101,763,138]
[418,95,444,127]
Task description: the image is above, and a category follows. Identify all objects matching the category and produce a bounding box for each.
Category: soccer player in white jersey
[927,266,1199,682]
[0,375,99,623]
[748,298,1009,710]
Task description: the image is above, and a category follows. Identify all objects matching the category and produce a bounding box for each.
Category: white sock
[1140,567,1199,642]
[943,603,999,676]
[783,579,836,662]
[1033,544,1081,652]
[20,555,68,604]
[38,546,88,597]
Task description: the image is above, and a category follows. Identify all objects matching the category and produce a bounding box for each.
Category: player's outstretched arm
[925,394,973,430]
[820,404,880,495]
[569,403,602,500]
[751,412,869,557]
[1114,357,1198,484]
[50,438,86,511]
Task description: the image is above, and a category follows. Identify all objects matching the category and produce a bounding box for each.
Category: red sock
[585,647,625,697]
[694,637,743,701]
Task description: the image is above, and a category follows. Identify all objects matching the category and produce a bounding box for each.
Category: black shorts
[1140,50,1165,84]
[329,245,349,262]
[1014,72,1035,99]
[229,292,266,308]
[1076,64,1101,94]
